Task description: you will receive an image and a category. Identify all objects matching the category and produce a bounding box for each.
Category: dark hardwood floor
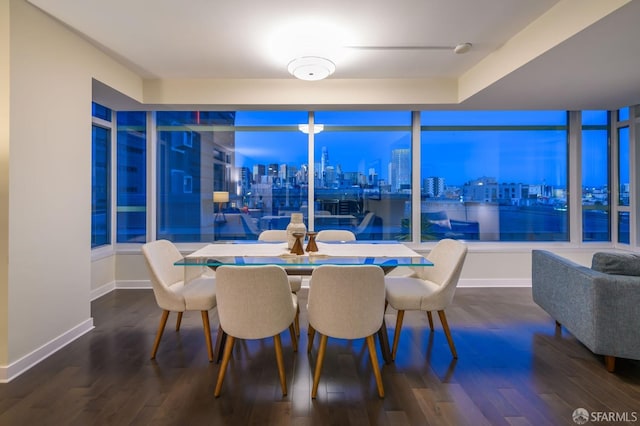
[1,287,638,425]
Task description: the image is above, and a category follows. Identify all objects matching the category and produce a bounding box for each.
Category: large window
[117,111,147,242]
[582,110,609,242]
[420,111,568,241]
[91,103,111,247]
[313,111,412,240]
[107,107,624,245]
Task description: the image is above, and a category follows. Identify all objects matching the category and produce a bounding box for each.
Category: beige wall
[0,0,10,366]
[143,77,458,107]
[2,0,142,368]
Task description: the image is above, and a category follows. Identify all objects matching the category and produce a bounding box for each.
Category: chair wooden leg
[175,312,183,331]
[151,310,170,360]
[307,325,316,354]
[201,311,214,362]
[274,334,288,396]
[437,310,457,359]
[214,335,235,397]
[214,325,227,363]
[605,355,616,373]
[295,304,300,337]
[391,310,405,361]
[366,335,385,398]
[427,311,434,331]
[289,323,298,352]
[311,334,328,399]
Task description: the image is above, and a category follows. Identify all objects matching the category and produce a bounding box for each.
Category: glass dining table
[175,240,432,363]
[175,240,433,274]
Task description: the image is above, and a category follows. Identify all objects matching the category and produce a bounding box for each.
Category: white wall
[1,0,142,378]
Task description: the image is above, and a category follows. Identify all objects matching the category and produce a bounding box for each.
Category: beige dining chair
[307,265,386,398]
[213,265,298,397]
[258,230,304,296]
[258,230,303,335]
[141,239,217,362]
[384,239,468,360]
[315,229,356,242]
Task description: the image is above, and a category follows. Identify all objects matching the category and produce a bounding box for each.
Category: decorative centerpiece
[286,213,307,249]
[290,232,305,255]
[305,231,318,252]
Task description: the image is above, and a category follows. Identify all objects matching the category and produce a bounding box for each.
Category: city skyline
[233,110,609,188]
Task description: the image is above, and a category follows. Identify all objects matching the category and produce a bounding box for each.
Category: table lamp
[213,191,229,223]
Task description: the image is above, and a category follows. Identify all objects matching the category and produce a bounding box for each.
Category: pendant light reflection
[298,124,324,134]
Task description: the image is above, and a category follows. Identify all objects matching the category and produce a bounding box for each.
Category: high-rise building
[321,146,329,175]
[239,166,252,192]
[424,176,446,197]
[252,164,265,183]
[389,148,411,192]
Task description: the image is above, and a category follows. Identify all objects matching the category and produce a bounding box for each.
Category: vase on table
[286,213,307,250]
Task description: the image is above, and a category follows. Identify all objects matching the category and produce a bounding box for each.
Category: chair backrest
[215,265,296,339]
[354,212,375,234]
[258,230,288,242]
[419,239,468,308]
[141,239,186,311]
[308,265,385,339]
[315,229,356,242]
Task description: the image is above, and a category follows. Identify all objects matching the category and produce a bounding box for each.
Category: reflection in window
[618,126,630,207]
[155,111,311,242]
[420,111,568,241]
[582,110,609,242]
[91,121,110,247]
[156,112,236,242]
[314,111,412,240]
[117,111,146,243]
[618,211,630,244]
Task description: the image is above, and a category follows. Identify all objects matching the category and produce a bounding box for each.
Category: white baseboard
[91,281,116,301]
[116,280,151,290]
[98,278,530,293]
[458,278,531,288]
[0,318,94,383]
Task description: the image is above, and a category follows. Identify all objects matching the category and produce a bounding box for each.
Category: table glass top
[175,241,432,268]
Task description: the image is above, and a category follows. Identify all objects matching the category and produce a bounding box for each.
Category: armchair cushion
[591,252,640,277]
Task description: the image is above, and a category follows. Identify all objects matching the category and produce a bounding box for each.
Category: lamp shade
[213,191,229,203]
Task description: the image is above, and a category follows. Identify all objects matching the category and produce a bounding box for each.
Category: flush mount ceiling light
[288,56,336,81]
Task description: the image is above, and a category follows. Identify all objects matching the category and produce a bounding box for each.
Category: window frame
[91,109,117,257]
[103,107,638,253]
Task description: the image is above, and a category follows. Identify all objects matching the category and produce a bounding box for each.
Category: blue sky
[234,111,609,188]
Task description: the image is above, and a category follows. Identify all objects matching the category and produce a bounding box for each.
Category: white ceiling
[27,0,640,110]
